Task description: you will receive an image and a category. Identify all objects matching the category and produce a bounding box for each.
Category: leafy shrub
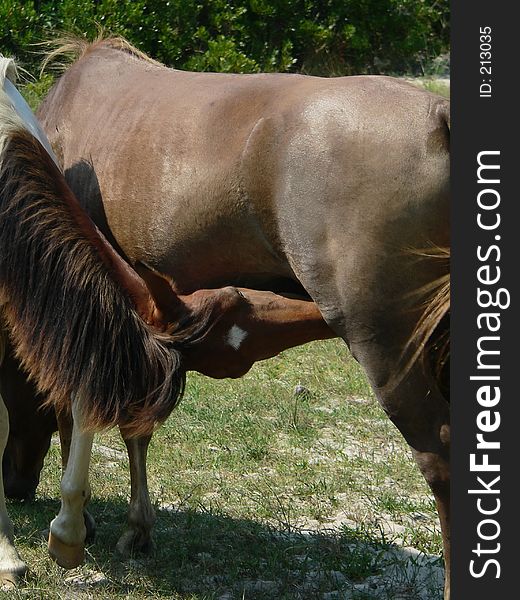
[0,0,449,76]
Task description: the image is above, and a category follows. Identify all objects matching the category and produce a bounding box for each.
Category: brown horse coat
[28,38,449,595]
[40,41,449,300]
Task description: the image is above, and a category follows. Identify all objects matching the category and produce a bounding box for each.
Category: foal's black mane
[0,128,185,435]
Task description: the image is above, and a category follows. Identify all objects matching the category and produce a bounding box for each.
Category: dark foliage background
[1,0,449,76]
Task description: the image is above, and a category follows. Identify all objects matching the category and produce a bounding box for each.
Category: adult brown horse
[0,55,334,584]
[36,36,450,595]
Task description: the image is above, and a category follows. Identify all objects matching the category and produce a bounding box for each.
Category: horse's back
[38,44,449,316]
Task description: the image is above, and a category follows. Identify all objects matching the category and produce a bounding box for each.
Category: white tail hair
[0,56,59,165]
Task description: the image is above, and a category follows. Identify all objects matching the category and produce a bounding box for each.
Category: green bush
[1,0,449,76]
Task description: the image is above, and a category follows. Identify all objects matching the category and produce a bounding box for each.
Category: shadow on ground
[7,496,443,600]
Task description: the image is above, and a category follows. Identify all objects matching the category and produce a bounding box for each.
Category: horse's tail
[399,247,450,394]
[393,97,450,394]
[0,57,184,437]
[413,99,450,391]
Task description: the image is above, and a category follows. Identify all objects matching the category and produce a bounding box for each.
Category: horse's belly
[113,212,291,294]
[79,163,291,293]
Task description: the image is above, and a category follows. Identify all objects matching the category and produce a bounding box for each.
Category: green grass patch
[421,79,450,98]
[18,73,54,112]
[404,77,450,98]
[4,340,443,598]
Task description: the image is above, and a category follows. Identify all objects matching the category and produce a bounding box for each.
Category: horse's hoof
[0,561,26,589]
[0,547,26,588]
[0,572,18,590]
[116,529,154,557]
[48,532,84,569]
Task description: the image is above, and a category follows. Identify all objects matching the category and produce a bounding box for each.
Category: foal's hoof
[0,572,18,590]
[116,529,154,557]
[0,563,26,589]
[0,549,26,588]
[0,568,25,590]
[48,533,84,569]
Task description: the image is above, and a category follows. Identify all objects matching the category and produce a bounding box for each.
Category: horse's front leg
[48,398,93,569]
[116,430,155,556]
[56,410,96,542]
[0,385,26,585]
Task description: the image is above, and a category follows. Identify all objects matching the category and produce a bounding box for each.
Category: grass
[4,340,444,599]
[405,77,450,98]
[420,79,450,98]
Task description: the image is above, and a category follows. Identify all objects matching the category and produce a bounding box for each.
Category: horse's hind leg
[116,430,156,556]
[375,362,450,600]
[0,388,27,585]
[284,245,450,596]
[332,289,450,597]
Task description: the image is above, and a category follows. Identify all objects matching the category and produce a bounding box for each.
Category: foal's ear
[134,262,185,325]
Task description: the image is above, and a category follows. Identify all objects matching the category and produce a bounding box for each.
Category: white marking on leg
[50,397,94,548]
[0,389,26,580]
[226,325,248,350]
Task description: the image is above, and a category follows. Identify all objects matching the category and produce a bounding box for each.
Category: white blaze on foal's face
[225,324,248,350]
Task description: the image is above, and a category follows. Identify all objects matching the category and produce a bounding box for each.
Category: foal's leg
[48,399,93,569]
[0,390,26,584]
[56,410,96,542]
[116,431,156,556]
[57,417,154,555]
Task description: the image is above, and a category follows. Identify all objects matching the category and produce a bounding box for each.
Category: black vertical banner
[452,2,516,599]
